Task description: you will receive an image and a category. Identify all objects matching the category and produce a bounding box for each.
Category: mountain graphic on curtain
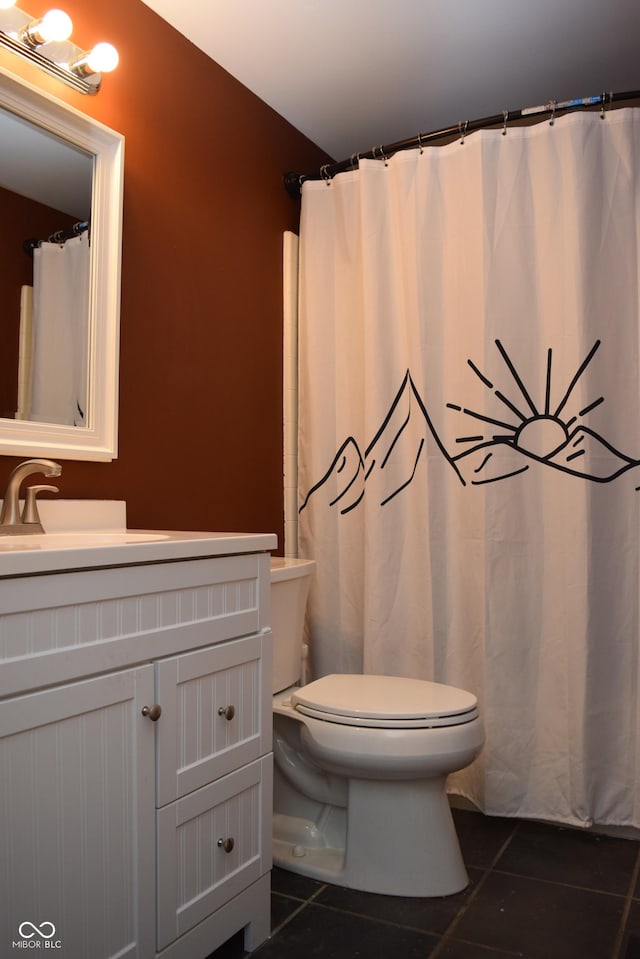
[300,338,640,514]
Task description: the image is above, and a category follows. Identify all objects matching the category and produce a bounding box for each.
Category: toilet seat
[291,674,479,729]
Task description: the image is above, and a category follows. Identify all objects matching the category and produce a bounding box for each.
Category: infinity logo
[18,922,56,939]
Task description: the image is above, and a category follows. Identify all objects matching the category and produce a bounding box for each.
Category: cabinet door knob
[217,704,235,721]
[217,837,235,853]
[141,704,162,721]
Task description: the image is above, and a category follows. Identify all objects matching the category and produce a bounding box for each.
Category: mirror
[0,64,123,460]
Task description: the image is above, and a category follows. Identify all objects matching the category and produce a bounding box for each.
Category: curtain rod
[283,89,640,198]
[23,219,89,257]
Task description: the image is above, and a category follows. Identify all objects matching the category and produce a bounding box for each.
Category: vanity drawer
[156,755,273,952]
[155,632,272,807]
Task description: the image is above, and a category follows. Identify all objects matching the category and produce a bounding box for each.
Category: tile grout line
[427,820,521,959]
[610,846,640,959]
[266,883,330,942]
[283,898,458,939]
[489,866,634,899]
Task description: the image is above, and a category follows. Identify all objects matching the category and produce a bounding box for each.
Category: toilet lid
[291,674,479,729]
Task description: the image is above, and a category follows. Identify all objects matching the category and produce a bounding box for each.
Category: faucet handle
[22,485,59,526]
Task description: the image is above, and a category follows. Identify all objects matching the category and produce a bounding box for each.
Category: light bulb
[38,9,73,42]
[0,0,17,9]
[20,8,73,47]
[69,41,119,78]
[86,42,119,73]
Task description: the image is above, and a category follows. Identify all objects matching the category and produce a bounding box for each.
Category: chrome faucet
[0,458,62,535]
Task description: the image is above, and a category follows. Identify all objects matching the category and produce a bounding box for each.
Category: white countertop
[0,501,277,577]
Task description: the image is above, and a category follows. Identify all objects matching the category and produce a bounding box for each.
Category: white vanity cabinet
[0,536,275,959]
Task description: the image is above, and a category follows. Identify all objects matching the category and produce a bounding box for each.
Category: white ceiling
[141,0,640,165]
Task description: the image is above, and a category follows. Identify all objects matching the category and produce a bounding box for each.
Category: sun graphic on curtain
[450,339,602,460]
[448,339,639,486]
[299,338,640,515]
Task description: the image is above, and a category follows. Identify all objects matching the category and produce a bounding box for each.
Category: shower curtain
[297,108,640,828]
[28,234,90,426]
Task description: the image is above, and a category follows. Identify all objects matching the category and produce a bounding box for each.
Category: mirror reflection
[0,107,94,427]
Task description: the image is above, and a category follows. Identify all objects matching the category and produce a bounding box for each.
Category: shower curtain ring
[374,144,389,166]
[350,153,360,170]
[600,91,612,119]
[549,99,557,126]
[417,132,424,154]
[459,120,469,144]
[320,163,332,185]
[502,109,509,136]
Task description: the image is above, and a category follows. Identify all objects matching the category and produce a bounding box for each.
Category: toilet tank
[270,557,315,694]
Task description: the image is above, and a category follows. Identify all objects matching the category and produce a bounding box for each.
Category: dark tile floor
[210,807,640,959]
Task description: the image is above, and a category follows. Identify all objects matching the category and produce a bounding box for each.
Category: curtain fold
[298,108,640,827]
[29,233,90,426]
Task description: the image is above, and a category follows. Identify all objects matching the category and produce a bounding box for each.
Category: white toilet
[270,556,484,898]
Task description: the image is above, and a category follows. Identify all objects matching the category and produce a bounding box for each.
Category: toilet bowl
[270,557,484,897]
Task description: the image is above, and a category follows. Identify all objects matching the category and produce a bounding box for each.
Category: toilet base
[273,776,469,897]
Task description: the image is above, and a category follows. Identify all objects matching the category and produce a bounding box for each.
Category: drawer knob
[217,837,235,853]
[217,704,235,721]
[141,704,162,721]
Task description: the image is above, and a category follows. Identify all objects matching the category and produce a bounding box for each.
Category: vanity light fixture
[0,1,118,94]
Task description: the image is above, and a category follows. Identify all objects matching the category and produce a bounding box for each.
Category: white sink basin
[0,531,170,551]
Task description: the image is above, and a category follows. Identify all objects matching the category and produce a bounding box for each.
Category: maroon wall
[0,0,330,548]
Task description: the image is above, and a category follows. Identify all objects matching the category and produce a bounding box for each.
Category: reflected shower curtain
[29,234,90,426]
[297,109,640,827]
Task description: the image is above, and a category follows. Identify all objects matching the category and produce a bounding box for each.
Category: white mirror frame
[0,64,124,461]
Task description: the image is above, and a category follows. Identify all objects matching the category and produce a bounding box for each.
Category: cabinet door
[156,755,272,951]
[0,667,156,959]
[155,634,271,806]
